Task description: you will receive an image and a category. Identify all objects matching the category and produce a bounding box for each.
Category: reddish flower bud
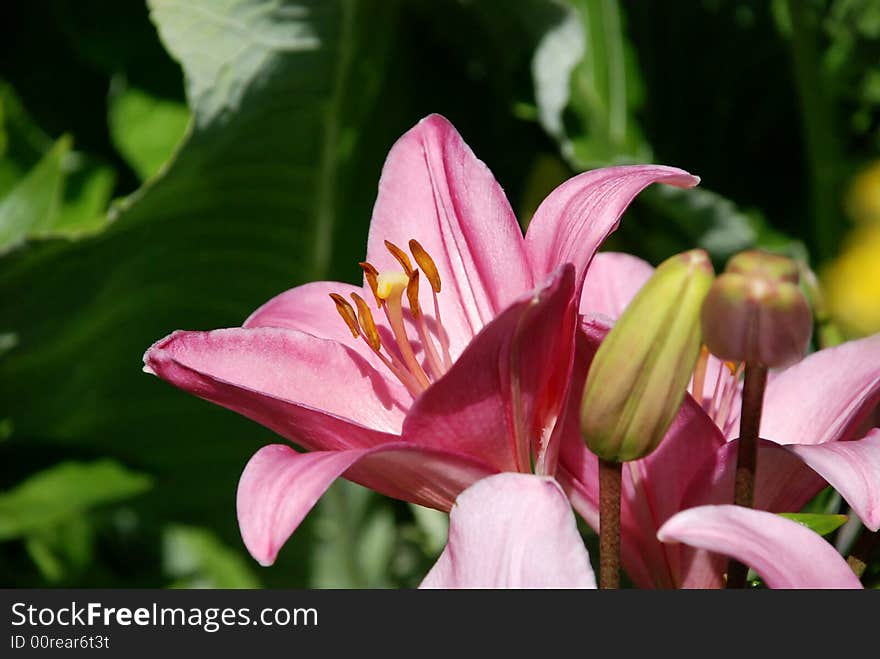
[701,252,812,367]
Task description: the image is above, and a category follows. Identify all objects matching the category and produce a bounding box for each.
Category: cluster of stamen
[690,345,744,435]
[329,239,453,397]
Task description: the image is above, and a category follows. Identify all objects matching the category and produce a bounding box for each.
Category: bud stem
[726,361,768,589]
[599,459,622,589]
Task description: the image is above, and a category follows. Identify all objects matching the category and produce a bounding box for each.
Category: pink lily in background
[558,254,880,588]
[143,113,699,566]
[419,473,862,589]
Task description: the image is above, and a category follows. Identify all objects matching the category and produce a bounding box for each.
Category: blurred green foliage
[0,0,877,588]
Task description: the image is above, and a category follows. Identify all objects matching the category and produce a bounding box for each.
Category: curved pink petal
[365,114,534,356]
[761,333,880,446]
[238,443,495,566]
[683,438,827,515]
[420,473,596,589]
[524,165,699,296]
[144,327,409,449]
[579,251,653,320]
[244,281,365,337]
[675,439,827,588]
[403,265,576,474]
[658,505,862,589]
[787,428,880,531]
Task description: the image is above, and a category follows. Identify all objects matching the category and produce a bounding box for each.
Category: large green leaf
[0,460,151,541]
[0,0,400,586]
[533,0,650,168]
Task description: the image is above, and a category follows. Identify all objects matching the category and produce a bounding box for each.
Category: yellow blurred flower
[821,223,880,337]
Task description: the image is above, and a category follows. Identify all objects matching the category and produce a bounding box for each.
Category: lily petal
[365,114,534,355]
[787,428,880,531]
[420,473,596,589]
[524,165,699,296]
[658,505,863,589]
[579,251,653,320]
[403,265,576,474]
[144,327,409,448]
[238,443,495,566]
[761,333,880,446]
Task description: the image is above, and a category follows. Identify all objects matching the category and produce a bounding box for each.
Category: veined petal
[420,473,596,589]
[365,114,534,355]
[761,333,880,446]
[658,505,863,589]
[403,265,576,474]
[144,327,409,448]
[239,443,495,566]
[787,428,880,531]
[579,251,653,320]
[524,165,699,296]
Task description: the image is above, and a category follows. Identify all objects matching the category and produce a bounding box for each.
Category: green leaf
[163,524,261,589]
[534,0,651,168]
[108,81,190,181]
[0,136,69,253]
[0,84,116,254]
[0,0,400,587]
[778,513,849,536]
[0,460,152,541]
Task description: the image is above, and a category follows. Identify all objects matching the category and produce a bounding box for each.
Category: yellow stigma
[376,271,410,301]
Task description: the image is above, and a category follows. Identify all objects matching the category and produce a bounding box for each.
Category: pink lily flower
[143,114,698,566]
[419,473,861,589]
[558,254,880,588]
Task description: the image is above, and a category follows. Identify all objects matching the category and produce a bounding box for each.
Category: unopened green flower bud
[700,270,812,367]
[580,249,714,463]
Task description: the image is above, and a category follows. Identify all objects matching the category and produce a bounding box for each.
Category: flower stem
[726,361,768,589]
[599,458,622,589]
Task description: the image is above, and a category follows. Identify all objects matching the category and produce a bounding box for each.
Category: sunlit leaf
[778,512,849,536]
[163,524,261,589]
[109,81,190,182]
[0,460,152,541]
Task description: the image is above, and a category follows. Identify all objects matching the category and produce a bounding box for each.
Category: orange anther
[329,293,360,339]
[384,240,413,276]
[350,293,381,351]
[359,261,383,307]
[407,270,422,318]
[409,239,441,293]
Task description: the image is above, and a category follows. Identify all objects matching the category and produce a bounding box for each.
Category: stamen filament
[715,362,744,433]
[432,289,453,369]
[383,297,431,390]
[407,269,446,380]
[691,345,710,405]
[709,360,727,419]
[416,314,447,380]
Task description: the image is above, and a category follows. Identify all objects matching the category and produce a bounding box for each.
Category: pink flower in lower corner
[419,473,861,589]
[143,114,699,566]
[556,253,880,588]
